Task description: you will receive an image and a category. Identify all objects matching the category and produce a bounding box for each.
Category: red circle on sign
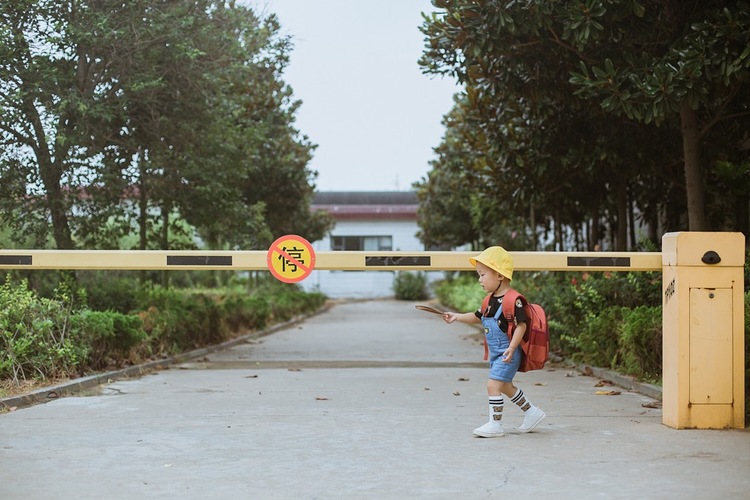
[266,234,316,283]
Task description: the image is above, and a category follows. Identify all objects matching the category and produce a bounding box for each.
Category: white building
[301,191,435,299]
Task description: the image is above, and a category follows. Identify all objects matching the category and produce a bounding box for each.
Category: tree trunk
[554,204,563,250]
[616,181,627,251]
[161,202,170,287]
[628,189,636,249]
[529,204,537,249]
[680,103,707,231]
[648,204,659,246]
[24,99,74,250]
[138,149,148,251]
[40,166,75,250]
[590,198,600,250]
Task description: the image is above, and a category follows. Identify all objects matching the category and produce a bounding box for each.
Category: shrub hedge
[393,272,429,300]
[0,275,326,384]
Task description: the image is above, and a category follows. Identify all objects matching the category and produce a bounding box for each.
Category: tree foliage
[0,0,332,254]
[418,0,750,250]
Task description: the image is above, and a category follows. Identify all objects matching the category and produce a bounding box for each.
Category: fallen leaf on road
[594,379,615,387]
[288,368,302,372]
[642,401,662,409]
[534,382,546,386]
[457,378,469,382]
[453,391,461,396]
[315,396,329,401]
[245,375,258,378]
[595,390,621,396]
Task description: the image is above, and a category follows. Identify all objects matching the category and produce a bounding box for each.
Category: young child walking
[443,246,546,437]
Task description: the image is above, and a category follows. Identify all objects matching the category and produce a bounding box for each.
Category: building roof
[311,191,418,220]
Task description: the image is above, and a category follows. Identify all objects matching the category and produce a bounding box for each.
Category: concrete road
[1,300,748,499]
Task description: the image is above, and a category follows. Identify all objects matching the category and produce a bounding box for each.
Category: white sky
[250,1,461,192]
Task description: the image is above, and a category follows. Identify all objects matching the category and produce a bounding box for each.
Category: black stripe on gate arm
[365,256,431,267]
[167,255,233,266]
[567,256,631,267]
[0,255,32,265]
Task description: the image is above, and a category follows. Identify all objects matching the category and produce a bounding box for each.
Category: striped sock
[489,396,504,421]
[511,389,532,412]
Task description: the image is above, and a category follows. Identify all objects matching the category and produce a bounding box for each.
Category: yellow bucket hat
[469,246,514,281]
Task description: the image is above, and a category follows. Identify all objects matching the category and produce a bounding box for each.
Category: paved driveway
[1,300,748,499]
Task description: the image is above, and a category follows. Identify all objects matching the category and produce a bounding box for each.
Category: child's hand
[502,347,515,363]
[443,312,457,324]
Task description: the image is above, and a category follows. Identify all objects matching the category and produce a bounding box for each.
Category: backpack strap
[481,293,492,317]
[481,293,491,360]
[501,289,522,338]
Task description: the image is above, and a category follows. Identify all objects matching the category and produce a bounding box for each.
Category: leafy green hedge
[393,272,429,300]
[0,276,326,384]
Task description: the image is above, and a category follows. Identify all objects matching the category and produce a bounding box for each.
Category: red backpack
[481,289,550,372]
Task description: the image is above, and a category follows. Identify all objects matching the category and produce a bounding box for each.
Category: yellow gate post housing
[662,232,745,429]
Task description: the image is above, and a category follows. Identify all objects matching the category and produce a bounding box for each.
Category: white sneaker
[518,406,546,433]
[473,421,505,438]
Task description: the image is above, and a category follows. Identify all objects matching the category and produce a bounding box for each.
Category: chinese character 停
[278,245,305,273]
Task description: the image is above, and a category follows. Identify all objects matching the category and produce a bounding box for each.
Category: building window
[331,235,392,251]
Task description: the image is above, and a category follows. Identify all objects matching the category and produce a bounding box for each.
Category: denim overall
[482,303,521,382]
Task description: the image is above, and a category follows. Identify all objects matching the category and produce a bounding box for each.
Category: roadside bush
[221,294,272,331]
[0,274,328,389]
[434,272,484,311]
[81,275,142,314]
[393,272,428,300]
[547,271,662,360]
[135,283,326,358]
[136,286,227,354]
[266,288,327,322]
[0,279,85,382]
[512,271,572,353]
[619,306,662,381]
[296,290,327,311]
[268,292,300,322]
[563,306,625,368]
[68,310,146,369]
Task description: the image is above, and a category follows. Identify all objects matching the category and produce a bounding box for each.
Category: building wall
[300,218,435,299]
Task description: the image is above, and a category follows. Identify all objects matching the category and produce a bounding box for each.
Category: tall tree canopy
[0,0,331,251]
[418,0,750,250]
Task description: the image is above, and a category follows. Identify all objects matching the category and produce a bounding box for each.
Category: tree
[415,98,480,250]
[562,1,749,231]
[419,0,750,248]
[419,0,658,250]
[0,1,85,249]
[0,1,331,255]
